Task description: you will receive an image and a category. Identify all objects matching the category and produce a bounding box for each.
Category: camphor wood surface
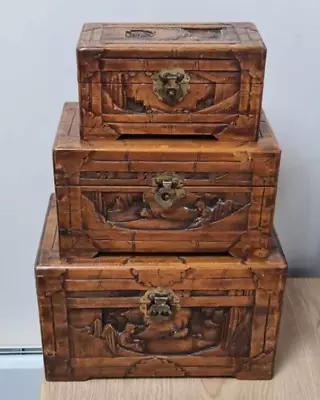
[36,196,287,381]
[39,278,320,400]
[53,103,280,259]
[77,23,266,140]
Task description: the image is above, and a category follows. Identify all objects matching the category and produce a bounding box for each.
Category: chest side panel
[56,185,276,257]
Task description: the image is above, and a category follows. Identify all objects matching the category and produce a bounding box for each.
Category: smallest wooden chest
[77,22,266,141]
[36,196,287,381]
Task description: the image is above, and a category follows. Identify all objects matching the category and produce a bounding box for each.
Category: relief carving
[196,89,215,110]
[101,82,239,114]
[71,305,252,357]
[125,29,155,39]
[123,27,223,41]
[125,98,151,113]
[81,307,228,355]
[124,358,187,377]
[84,191,249,230]
[182,28,222,40]
[224,307,252,356]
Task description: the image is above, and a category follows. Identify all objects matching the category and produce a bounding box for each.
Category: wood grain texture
[39,278,320,400]
[53,103,280,259]
[36,195,287,381]
[76,23,266,140]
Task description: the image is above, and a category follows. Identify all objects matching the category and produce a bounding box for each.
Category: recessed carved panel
[123,27,223,41]
[101,80,240,114]
[69,306,252,357]
[100,26,229,43]
[83,191,250,230]
[125,29,155,39]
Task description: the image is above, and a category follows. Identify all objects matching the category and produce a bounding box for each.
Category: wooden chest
[77,22,266,141]
[54,103,280,259]
[36,196,287,381]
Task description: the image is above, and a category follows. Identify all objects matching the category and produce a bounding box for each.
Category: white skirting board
[0,349,43,374]
[0,353,42,400]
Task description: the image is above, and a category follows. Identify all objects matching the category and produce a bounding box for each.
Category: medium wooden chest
[77,22,266,141]
[54,103,280,259]
[36,196,287,381]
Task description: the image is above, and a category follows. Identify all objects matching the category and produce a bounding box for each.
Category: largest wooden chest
[77,22,266,141]
[36,196,287,381]
[54,103,280,259]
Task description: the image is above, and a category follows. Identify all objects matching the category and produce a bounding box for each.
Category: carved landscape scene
[82,190,250,231]
[100,76,240,115]
[69,305,252,358]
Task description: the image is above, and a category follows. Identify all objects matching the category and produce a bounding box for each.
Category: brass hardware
[153,173,185,209]
[140,288,180,322]
[153,68,190,106]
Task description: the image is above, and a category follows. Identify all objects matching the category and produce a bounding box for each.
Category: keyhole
[161,192,171,201]
[167,88,176,97]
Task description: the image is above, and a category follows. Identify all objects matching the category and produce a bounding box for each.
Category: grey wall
[0,0,319,347]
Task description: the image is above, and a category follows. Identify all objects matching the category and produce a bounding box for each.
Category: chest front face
[54,104,280,259]
[77,23,265,141]
[36,199,287,380]
[38,263,286,380]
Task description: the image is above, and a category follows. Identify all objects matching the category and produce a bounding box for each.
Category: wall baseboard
[0,348,42,369]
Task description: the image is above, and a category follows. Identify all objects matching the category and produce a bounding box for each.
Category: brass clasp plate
[140,288,180,322]
[153,68,190,106]
[153,172,186,209]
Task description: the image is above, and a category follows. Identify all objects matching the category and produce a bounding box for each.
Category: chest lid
[77,22,265,57]
[77,23,266,86]
[77,22,266,84]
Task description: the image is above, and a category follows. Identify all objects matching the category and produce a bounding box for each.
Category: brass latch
[140,288,180,322]
[153,173,185,209]
[153,68,190,106]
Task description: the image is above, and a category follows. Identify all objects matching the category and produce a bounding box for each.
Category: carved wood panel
[68,305,252,358]
[55,185,277,257]
[82,190,250,231]
[101,25,231,42]
[79,78,261,140]
[99,80,240,115]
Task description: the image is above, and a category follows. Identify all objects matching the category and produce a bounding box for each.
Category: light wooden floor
[40,278,320,400]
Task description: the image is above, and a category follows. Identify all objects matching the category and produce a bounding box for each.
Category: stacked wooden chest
[35,23,287,381]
